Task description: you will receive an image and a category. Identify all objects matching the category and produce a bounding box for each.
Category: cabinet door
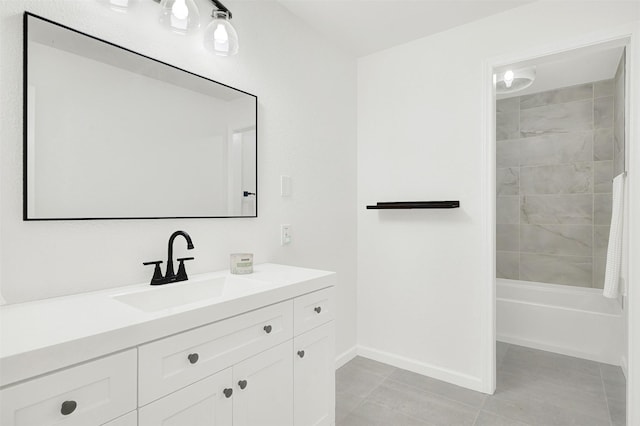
[232,341,293,426]
[138,368,232,426]
[294,321,335,426]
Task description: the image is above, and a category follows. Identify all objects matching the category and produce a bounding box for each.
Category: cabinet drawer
[139,368,232,426]
[138,300,293,405]
[294,287,334,335]
[103,411,137,426]
[0,349,137,426]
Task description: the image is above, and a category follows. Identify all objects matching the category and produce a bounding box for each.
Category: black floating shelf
[366,201,460,210]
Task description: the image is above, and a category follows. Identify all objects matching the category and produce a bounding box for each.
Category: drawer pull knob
[297,350,305,358]
[61,400,77,416]
[188,353,199,364]
[223,388,233,398]
[238,380,248,390]
[314,306,322,314]
[263,325,272,334]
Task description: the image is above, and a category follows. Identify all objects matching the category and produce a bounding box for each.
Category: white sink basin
[113,275,266,312]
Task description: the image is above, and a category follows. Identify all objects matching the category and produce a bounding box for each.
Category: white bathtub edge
[497,333,621,366]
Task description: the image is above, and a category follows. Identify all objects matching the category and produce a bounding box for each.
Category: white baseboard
[356,345,485,393]
[497,334,621,366]
[335,346,358,370]
[620,355,628,379]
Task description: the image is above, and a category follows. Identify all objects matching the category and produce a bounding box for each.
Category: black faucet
[143,230,195,285]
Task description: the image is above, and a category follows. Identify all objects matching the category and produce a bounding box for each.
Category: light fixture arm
[210,0,232,18]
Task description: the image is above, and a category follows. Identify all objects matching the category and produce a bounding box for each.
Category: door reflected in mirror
[24,13,257,220]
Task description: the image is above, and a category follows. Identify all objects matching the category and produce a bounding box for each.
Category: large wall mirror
[24,13,257,220]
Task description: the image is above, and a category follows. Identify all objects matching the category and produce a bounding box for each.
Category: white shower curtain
[603,173,626,298]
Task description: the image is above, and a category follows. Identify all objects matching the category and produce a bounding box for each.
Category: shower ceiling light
[495,67,536,94]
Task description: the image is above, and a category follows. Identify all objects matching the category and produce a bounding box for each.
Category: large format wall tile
[520,163,592,194]
[520,100,593,137]
[520,83,593,110]
[497,110,520,141]
[594,161,613,193]
[594,226,610,258]
[594,193,613,225]
[497,224,519,251]
[613,52,625,177]
[520,253,592,287]
[594,96,614,129]
[497,140,520,167]
[497,168,519,195]
[496,79,617,289]
[497,97,519,113]
[593,257,607,289]
[594,128,613,161]
[497,197,520,224]
[520,224,592,256]
[497,251,519,280]
[519,132,592,166]
[520,194,592,225]
[594,80,614,98]
[614,133,625,177]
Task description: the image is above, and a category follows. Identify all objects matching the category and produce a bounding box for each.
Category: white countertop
[0,263,335,387]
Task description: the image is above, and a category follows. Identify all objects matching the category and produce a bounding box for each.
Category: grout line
[383,374,487,411]
[599,363,615,426]
[338,364,398,422]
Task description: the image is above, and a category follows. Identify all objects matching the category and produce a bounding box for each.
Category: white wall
[0,0,357,358]
[358,0,639,392]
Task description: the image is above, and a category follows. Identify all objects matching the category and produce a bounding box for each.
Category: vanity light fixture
[155,0,238,56]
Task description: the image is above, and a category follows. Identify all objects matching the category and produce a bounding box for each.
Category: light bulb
[214,24,229,43]
[172,0,189,20]
[504,70,514,88]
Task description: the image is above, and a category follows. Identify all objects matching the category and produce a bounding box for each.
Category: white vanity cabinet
[138,287,335,426]
[0,349,137,426]
[0,265,335,426]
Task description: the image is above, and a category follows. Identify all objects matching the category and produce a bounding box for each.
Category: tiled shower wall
[496,72,624,288]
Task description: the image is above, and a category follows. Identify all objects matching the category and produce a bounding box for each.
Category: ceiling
[277,0,536,57]
[497,45,626,98]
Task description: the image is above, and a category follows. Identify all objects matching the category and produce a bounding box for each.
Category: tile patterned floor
[336,343,626,426]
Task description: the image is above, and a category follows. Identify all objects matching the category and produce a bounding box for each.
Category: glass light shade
[495,67,536,94]
[203,13,239,56]
[159,0,200,34]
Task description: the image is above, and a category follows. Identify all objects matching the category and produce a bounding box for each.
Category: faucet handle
[143,261,164,285]
[176,257,195,282]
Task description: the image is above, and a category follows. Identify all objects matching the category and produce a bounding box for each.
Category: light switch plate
[281,175,292,197]
[281,224,291,245]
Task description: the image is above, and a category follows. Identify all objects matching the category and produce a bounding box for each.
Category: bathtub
[497,278,625,366]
